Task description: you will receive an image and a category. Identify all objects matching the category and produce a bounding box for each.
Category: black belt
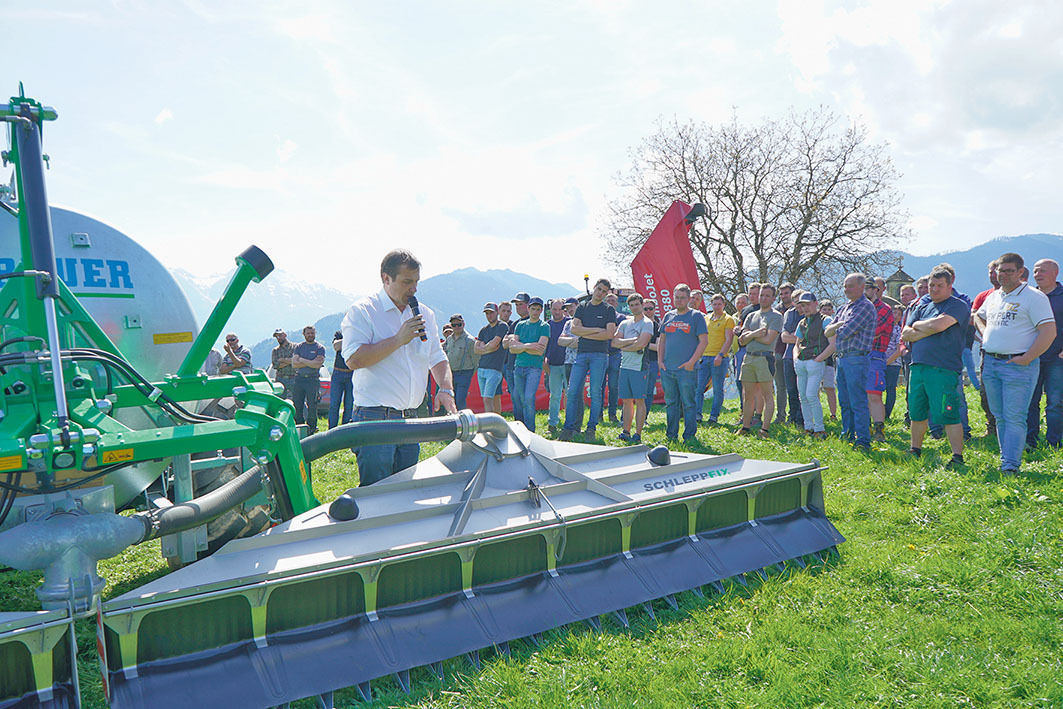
[356,405,419,418]
[984,351,1023,360]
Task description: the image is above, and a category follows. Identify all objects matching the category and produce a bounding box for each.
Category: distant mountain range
[171,266,582,373]
[891,233,1063,291]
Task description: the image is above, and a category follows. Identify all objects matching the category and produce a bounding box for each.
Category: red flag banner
[630,200,702,311]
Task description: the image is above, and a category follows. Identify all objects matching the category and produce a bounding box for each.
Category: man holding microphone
[342,249,458,485]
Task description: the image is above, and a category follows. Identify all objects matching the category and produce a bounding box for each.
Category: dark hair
[998,252,1024,270]
[933,262,956,279]
[929,266,954,285]
[594,277,612,290]
[380,249,421,279]
[627,292,644,304]
[760,284,776,296]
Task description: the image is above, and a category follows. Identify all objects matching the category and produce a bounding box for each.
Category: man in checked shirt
[825,273,877,451]
[865,279,895,442]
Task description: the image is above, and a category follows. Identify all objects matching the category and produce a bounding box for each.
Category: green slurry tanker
[0,89,844,708]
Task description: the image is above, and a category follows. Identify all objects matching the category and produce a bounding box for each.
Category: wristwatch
[438,388,455,397]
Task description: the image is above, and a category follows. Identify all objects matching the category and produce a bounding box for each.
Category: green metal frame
[0,91,317,518]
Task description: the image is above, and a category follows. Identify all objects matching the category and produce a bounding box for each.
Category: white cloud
[270,13,337,43]
[154,108,173,125]
[276,138,297,164]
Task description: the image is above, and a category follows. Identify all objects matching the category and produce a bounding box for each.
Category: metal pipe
[13,109,69,432]
[134,411,511,542]
[176,245,274,377]
[300,410,508,462]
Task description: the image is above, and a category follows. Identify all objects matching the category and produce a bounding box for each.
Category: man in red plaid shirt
[866,279,895,442]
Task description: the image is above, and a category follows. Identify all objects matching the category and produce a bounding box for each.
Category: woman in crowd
[884,303,905,419]
[818,299,838,420]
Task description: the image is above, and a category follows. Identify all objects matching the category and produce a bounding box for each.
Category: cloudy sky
[5,1,1060,293]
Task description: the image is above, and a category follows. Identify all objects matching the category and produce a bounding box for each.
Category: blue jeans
[548,364,566,428]
[661,367,698,441]
[695,355,711,419]
[564,352,607,433]
[564,363,584,424]
[504,364,518,418]
[884,364,901,419]
[1027,357,1063,447]
[963,347,980,389]
[452,369,474,410]
[784,357,803,426]
[353,407,420,486]
[513,365,542,432]
[697,355,729,421]
[327,369,354,429]
[602,351,621,419]
[982,356,1040,470]
[290,375,320,433]
[644,359,659,410]
[836,353,871,447]
[794,358,826,432]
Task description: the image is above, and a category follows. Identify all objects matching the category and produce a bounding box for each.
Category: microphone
[407,295,428,341]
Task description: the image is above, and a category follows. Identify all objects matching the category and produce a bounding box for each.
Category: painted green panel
[559,519,622,566]
[266,573,366,635]
[695,491,748,532]
[378,553,462,608]
[757,478,802,518]
[630,505,687,549]
[137,596,252,665]
[472,535,547,586]
[0,638,34,700]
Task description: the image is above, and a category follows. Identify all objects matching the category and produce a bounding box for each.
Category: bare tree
[603,108,907,302]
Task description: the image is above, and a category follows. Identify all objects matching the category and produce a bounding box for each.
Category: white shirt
[977,282,1054,355]
[341,287,447,409]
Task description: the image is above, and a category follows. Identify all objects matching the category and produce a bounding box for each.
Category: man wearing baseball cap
[475,302,508,413]
[506,297,550,431]
[444,313,479,410]
[502,292,532,420]
[271,328,295,399]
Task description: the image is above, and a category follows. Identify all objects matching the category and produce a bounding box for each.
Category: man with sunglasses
[219,333,252,375]
[642,299,661,411]
[444,313,479,410]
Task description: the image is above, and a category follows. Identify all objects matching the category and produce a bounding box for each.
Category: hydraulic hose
[300,410,510,462]
[133,464,266,542]
[133,410,511,541]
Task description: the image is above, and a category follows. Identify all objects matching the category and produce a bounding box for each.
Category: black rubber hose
[300,411,510,462]
[133,464,265,542]
[135,412,510,541]
[302,417,457,462]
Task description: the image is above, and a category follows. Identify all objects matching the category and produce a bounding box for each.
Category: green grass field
[3,388,1061,707]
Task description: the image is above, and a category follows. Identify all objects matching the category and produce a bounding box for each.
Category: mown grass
[3,388,1061,707]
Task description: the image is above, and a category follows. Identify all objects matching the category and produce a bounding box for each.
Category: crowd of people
[217,248,1063,484]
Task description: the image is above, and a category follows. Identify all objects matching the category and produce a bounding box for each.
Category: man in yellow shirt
[696,293,737,425]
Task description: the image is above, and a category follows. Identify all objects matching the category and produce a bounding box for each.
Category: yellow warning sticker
[0,454,24,471]
[299,460,307,483]
[153,331,194,345]
[101,448,135,463]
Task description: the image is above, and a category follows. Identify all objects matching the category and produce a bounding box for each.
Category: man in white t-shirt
[341,249,457,485]
[975,252,1056,473]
